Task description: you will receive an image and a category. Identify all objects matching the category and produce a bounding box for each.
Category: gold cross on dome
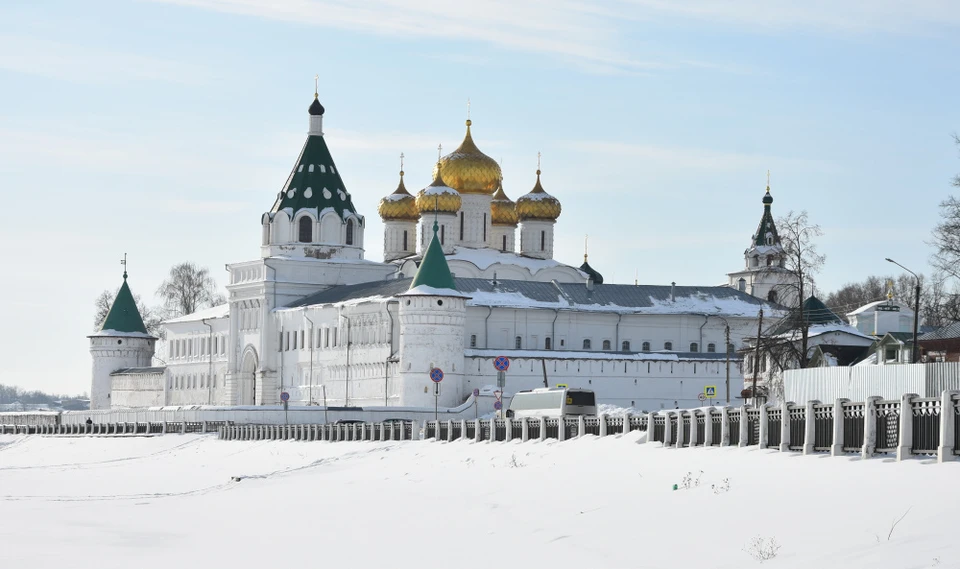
[314,74,319,97]
[400,152,404,171]
[766,169,770,188]
[467,97,471,120]
[437,143,442,162]
[537,151,542,171]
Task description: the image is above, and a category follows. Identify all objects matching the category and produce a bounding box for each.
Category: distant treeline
[0,384,88,406]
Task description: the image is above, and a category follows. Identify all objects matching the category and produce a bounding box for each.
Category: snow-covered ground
[1,433,957,569]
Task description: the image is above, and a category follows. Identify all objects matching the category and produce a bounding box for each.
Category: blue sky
[2,0,959,394]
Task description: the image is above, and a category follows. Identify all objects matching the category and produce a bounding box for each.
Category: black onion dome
[762,187,773,205]
[309,97,325,116]
[580,258,604,284]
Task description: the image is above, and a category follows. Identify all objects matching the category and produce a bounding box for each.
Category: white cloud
[0,35,209,84]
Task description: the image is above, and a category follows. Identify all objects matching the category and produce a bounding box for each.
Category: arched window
[602,340,611,350]
[738,278,746,292]
[727,343,735,354]
[583,339,592,350]
[690,342,699,353]
[767,290,778,303]
[262,223,270,245]
[483,214,487,242]
[298,216,312,243]
[622,341,630,351]
[664,341,673,351]
[345,219,355,245]
[403,230,408,251]
[441,225,445,245]
[502,235,507,251]
[460,212,464,240]
[707,343,716,353]
[515,336,522,349]
[540,230,545,251]
[545,337,552,350]
[641,341,650,352]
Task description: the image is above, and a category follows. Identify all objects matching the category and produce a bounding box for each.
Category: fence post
[539,417,547,442]
[831,399,848,456]
[622,412,631,435]
[521,417,529,442]
[799,400,814,454]
[738,405,749,448]
[862,396,881,459]
[557,418,566,442]
[646,412,658,444]
[488,419,496,442]
[577,415,585,439]
[937,390,958,463]
[720,407,730,446]
[701,408,712,446]
[505,418,513,443]
[688,411,698,447]
[459,420,466,441]
[599,414,608,438]
[471,419,479,442]
[660,412,671,447]
[896,393,918,462]
[758,404,769,450]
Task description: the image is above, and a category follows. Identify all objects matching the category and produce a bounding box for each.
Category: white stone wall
[111,372,165,408]
[464,354,737,411]
[458,194,493,248]
[490,224,516,254]
[420,213,458,254]
[519,219,555,260]
[383,219,418,261]
[89,336,156,410]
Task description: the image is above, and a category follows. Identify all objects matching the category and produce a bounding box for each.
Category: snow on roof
[401,284,471,298]
[846,299,913,317]
[88,329,156,339]
[423,184,458,195]
[163,304,230,324]
[465,348,733,362]
[448,246,585,276]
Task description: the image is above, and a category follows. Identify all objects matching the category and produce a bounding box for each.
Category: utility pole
[303,311,316,406]
[752,308,764,407]
[725,325,731,404]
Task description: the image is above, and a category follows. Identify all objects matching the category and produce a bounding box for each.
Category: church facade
[91,93,792,413]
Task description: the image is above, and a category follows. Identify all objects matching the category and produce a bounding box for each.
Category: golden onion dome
[516,170,561,221]
[416,164,462,214]
[378,171,420,221]
[433,120,501,195]
[490,178,518,226]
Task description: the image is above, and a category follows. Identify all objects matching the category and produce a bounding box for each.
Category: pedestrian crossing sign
[704,386,717,398]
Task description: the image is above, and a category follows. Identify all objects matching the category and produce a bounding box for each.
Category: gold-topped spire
[516,157,561,221]
[434,116,500,195]
[490,175,518,226]
[766,169,770,192]
[400,151,405,176]
[314,74,319,99]
[467,97,471,121]
[378,152,419,221]
[584,234,588,262]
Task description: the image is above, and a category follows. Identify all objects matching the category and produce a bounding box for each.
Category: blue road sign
[280,391,290,402]
[494,356,510,372]
[473,388,480,397]
[493,400,502,410]
[704,386,717,399]
[430,368,444,383]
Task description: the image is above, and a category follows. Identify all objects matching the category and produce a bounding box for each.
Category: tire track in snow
[0,437,205,472]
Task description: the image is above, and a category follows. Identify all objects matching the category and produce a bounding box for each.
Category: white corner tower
[397,219,469,407]
[88,269,156,410]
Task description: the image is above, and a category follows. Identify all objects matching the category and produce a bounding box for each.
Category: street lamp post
[885,258,921,364]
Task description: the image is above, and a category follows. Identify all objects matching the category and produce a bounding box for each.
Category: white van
[505,387,597,418]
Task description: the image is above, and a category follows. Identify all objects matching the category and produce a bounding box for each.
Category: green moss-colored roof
[409,221,457,291]
[100,273,148,334]
[752,187,780,247]
[270,134,357,219]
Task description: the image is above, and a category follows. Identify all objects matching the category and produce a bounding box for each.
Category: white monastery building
[91,93,792,413]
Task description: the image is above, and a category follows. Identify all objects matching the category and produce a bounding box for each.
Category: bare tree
[931,135,960,280]
[922,271,960,328]
[825,274,924,322]
[93,288,164,338]
[771,210,826,368]
[156,262,226,318]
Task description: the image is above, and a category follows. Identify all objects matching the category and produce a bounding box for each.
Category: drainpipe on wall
[339,309,351,406]
[384,300,398,406]
[303,310,316,406]
[484,306,494,348]
[551,309,560,350]
[615,313,623,352]
[202,318,213,405]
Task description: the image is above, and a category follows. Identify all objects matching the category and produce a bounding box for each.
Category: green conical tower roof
[409,220,457,292]
[752,185,780,247]
[99,271,149,335]
[270,98,358,220]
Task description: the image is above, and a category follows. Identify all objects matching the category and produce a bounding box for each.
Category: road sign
[493,401,502,410]
[429,368,444,383]
[493,390,503,401]
[556,383,568,389]
[472,388,480,397]
[704,385,717,398]
[280,391,290,402]
[497,371,506,388]
[698,393,706,402]
[493,355,511,371]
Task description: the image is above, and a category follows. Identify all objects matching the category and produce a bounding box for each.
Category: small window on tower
[738,278,746,292]
[298,216,312,243]
[470,335,477,348]
[540,230,545,251]
[403,230,408,251]
[460,212,464,241]
[483,214,487,242]
[345,219,355,245]
[441,225,445,245]
[502,235,507,251]
[515,336,522,349]
[767,290,778,303]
